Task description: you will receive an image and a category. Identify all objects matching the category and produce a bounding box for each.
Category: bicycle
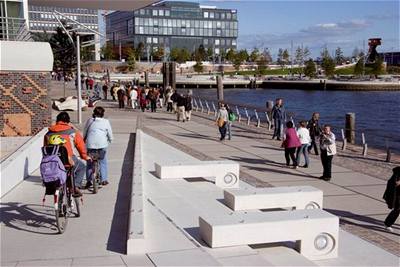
[87,149,103,194]
[54,167,81,234]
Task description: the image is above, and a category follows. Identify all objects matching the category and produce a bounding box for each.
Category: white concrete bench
[224,186,323,211]
[154,160,239,188]
[199,209,339,260]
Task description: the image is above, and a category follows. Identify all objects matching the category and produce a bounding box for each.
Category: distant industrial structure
[106,1,238,60]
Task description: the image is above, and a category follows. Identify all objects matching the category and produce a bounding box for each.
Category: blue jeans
[273,119,283,139]
[72,155,86,187]
[296,144,310,166]
[227,121,232,140]
[86,148,108,182]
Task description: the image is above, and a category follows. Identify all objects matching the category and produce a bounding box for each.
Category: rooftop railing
[0,17,32,41]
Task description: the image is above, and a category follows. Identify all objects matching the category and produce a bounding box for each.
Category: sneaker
[385,226,394,232]
[293,166,298,169]
[323,177,331,181]
[101,181,109,186]
[73,188,82,197]
[319,176,325,180]
[84,181,92,189]
[303,165,308,168]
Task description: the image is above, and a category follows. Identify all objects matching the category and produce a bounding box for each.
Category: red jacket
[44,122,88,164]
[283,128,301,148]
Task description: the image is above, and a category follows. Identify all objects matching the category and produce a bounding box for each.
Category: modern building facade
[28,4,100,60]
[380,51,400,66]
[0,0,30,40]
[106,1,238,58]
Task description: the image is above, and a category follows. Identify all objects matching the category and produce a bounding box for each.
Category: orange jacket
[44,122,88,164]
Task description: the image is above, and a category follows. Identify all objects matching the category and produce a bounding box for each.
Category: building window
[165,10,170,16]
[153,10,158,16]
[221,13,225,19]
[147,37,152,43]
[153,37,158,44]
[227,13,231,19]
[232,40,237,46]
[203,11,208,18]
[139,26,144,34]
[209,12,214,19]
[159,9,164,16]
[140,9,145,15]
[216,21,221,28]
[215,39,220,45]
[204,38,208,45]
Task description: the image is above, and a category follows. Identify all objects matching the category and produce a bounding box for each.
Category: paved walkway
[1,94,399,265]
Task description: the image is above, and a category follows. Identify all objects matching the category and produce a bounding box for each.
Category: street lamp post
[76,35,82,124]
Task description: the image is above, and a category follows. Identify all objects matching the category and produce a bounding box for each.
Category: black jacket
[383,167,400,209]
[177,95,187,107]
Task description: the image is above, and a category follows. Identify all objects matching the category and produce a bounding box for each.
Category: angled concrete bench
[154,160,240,188]
[199,209,339,260]
[224,186,323,211]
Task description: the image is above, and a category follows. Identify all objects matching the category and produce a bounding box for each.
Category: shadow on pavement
[106,133,135,254]
[0,202,59,235]
[326,208,400,237]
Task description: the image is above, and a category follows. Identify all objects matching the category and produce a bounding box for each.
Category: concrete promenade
[1,95,399,266]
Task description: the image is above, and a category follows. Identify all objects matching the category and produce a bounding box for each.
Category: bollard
[212,102,217,117]
[244,108,250,125]
[254,110,260,127]
[217,75,224,101]
[341,129,347,151]
[385,139,391,162]
[163,62,170,89]
[265,112,272,131]
[199,99,204,113]
[170,62,176,90]
[361,133,368,157]
[345,113,355,144]
[235,106,241,122]
[205,101,210,115]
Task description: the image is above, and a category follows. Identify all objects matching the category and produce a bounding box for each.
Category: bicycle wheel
[92,161,99,194]
[55,189,68,234]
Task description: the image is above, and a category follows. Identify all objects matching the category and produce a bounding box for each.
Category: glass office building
[106,1,238,56]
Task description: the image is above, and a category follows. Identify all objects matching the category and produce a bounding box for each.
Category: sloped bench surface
[224,186,323,210]
[199,209,339,260]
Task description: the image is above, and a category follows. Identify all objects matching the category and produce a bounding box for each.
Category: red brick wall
[0,72,51,137]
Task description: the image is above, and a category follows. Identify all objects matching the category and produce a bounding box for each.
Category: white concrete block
[199,209,339,260]
[154,160,240,188]
[224,186,323,211]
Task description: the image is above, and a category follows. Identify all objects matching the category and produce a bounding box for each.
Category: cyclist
[44,112,90,196]
[84,106,113,188]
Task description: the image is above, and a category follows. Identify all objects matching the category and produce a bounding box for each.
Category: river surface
[191,88,400,151]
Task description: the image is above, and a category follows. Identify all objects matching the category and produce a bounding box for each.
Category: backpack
[40,145,67,185]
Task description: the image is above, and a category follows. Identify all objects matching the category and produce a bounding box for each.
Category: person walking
[166,88,173,112]
[102,82,108,100]
[130,86,138,109]
[226,104,236,140]
[148,88,158,112]
[296,121,311,168]
[319,125,336,181]
[282,121,301,168]
[117,85,126,109]
[271,98,286,140]
[176,93,187,122]
[84,107,113,187]
[307,112,322,155]
[383,167,400,232]
[185,92,192,121]
[171,90,179,113]
[216,103,229,141]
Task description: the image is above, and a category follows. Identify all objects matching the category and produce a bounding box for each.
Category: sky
[193,0,399,58]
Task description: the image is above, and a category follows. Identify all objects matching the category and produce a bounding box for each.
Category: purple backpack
[40,146,67,184]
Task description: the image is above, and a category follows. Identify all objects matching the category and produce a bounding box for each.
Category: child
[296,121,311,168]
[282,121,301,168]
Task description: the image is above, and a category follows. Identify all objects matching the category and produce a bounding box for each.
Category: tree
[303,47,310,60]
[321,56,335,78]
[304,59,316,78]
[320,46,330,59]
[193,60,203,73]
[277,48,285,68]
[256,56,268,75]
[151,46,164,61]
[262,48,272,65]
[250,48,260,62]
[101,43,115,60]
[233,56,242,71]
[354,57,364,76]
[295,46,303,66]
[207,47,213,61]
[226,49,236,62]
[126,47,136,71]
[335,47,344,65]
[81,45,94,62]
[170,47,180,62]
[238,49,249,62]
[371,57,384,77]
[282,49,290,65]
[49,25,77,74]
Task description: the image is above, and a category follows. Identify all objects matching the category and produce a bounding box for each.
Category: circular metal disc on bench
[224,172,238,186]
[314,233,336,255]
[305,201,321,209]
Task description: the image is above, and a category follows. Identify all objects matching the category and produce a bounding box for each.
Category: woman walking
[383,167,400,232]
[296,121,311,168]
[282,121,301,168]
[319,125,336,181]
[216,103,229,141]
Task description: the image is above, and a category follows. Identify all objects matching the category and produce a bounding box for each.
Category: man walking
[271,98,286,140]
[319,125,336,181]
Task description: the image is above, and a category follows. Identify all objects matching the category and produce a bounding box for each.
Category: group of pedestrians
[165,88,193,122]
[43,108,113,196]
[271,98,336,181]
[216,102,236,141]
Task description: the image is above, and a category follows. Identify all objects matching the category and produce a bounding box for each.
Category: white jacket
[297,127,311,145]
[83,117,113,149]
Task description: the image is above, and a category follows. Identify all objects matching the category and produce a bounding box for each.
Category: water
[191,88,400,152]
